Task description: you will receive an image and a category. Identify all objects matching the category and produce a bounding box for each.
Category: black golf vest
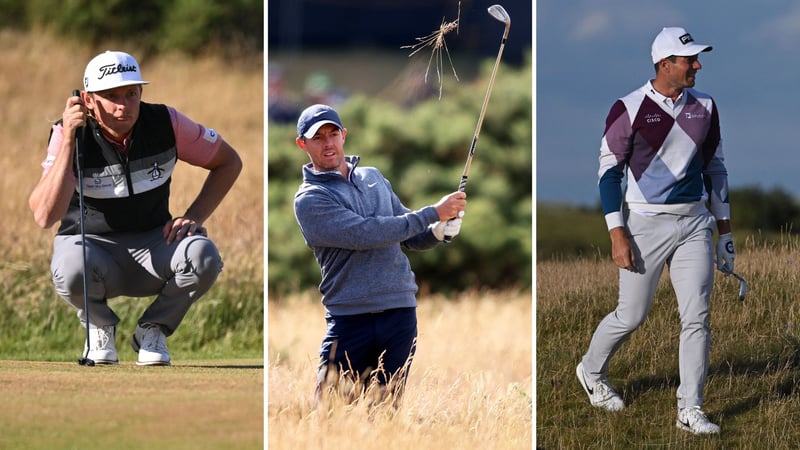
[57,102,177,235]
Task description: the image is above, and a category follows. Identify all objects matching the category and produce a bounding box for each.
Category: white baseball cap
[83,51,149,92]
[651,27,712,64]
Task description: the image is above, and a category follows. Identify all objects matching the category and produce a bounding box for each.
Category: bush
[16,0,262,56]
[730,185,800,233]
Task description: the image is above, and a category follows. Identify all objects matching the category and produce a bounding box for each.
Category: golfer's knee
[51,262,86,297]
[681,318,710,333]
[614,310,648,332]
[178,237,223,285]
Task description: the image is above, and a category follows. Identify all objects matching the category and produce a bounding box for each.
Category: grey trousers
[581,211,716,409]
[51,227,223,335]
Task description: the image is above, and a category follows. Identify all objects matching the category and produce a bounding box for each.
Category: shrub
[18,0,262,55]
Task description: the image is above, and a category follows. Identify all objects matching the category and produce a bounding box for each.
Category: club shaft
[77,135,93,364]
[444,15,510,243]
[456,23,509,192]
[78,146,89,327]
[73,89,93,366]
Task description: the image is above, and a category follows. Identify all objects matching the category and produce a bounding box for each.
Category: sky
[537,0,800,206]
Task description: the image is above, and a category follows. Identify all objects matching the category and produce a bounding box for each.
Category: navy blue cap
[297,104,344,138]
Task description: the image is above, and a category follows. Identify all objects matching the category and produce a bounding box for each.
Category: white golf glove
[432,218,462,241]
[716,232,735,273]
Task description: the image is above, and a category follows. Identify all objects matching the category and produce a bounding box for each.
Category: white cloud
[749,5,800,48]
[563,2,684,43]
[571,12,610,41]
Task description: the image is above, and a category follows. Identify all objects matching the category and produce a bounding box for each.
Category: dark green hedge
[3,0,262,55]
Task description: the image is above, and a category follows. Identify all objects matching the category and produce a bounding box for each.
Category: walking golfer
[29,51,242,365]
[293,104,466,404]
[576,27,735,434]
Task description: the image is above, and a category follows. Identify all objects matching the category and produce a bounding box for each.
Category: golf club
[444,4,511,242]
[720,266,747,301]
[730,271,747,301]
[73,89,95,367]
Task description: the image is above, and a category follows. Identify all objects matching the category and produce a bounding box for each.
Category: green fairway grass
[0,360,263,449]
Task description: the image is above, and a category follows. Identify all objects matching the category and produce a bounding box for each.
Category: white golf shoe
[576,362,625,412]
[131,323,171,366]
[676,406,720,435]
[84,324,118,365]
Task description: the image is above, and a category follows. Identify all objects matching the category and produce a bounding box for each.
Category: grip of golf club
[72,89,82,129]
[443,176,469,242]
[442,218,455,244]
[72,90,85,161]
[457,175,469,193]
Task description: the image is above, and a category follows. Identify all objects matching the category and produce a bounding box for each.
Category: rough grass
[268,290,533,449]
[537,232,800,448]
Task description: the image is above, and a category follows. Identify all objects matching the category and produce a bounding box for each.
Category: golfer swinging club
[293,104,466,405]
[29,51,242,365]
[576,27,736,434]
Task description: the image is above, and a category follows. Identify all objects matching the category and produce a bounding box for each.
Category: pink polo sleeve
[40,123,68,177]
[168,106,223,167]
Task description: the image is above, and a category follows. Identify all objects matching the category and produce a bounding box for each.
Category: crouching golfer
[293,104,466,405]
[28,51,242,365]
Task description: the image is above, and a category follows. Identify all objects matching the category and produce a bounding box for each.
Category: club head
[78,357,95,367]
[719,267,747,301]
[488,4,511,25]
[730,272,747,301]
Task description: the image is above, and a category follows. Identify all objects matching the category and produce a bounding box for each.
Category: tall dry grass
[537,234,800,448]
[268,290,533,449]
[0,30,263,297]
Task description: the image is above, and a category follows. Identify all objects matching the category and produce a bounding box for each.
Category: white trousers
[581,210,716,408]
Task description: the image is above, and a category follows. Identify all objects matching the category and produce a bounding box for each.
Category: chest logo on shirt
[147,162,163,180]
[645,113,662,123]
[684,112,706,119]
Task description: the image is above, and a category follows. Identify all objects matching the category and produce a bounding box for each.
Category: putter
[73,90,95,367]
[444,4,511,242]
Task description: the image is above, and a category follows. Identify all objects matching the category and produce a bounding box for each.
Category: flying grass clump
[402,2,461,99]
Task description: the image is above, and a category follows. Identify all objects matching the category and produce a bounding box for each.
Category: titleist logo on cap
[679,33,694,45]
[97,63,139,79]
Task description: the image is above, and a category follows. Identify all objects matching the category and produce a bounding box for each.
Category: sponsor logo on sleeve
[202,128,219,143]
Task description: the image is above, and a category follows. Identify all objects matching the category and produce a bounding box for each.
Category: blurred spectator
[303,71,348,107]
[268,63,301,123]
